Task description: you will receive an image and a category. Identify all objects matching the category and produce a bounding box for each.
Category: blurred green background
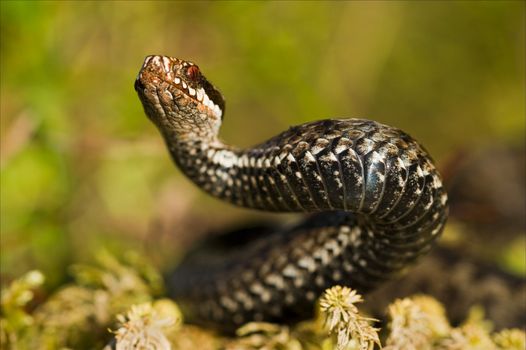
[1,1,524,289]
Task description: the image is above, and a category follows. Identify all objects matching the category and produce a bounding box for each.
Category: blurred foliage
[0,2,525,346]
[0,251,168,349]
[1,0,524,290]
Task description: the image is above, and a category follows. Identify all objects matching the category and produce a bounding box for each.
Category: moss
[2,254,525,350]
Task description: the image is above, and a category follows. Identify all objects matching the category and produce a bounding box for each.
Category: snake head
[135,55,225,140]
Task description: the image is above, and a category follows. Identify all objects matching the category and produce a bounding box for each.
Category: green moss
[3,263,524,349]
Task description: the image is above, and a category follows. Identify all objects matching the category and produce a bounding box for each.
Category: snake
[134,55,449,332]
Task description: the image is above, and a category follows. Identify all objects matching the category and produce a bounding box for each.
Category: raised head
[135,55,225,141]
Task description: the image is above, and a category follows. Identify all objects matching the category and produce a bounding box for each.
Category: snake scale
[135,55,449,332]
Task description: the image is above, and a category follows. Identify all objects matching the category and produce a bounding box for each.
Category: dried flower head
[436,307,494,350]
[492,328,526,350]
[410,295,451,338]
[318,286,381,350]
[384,297,434,350]
[437,323,494,350]
[111,302,177,350]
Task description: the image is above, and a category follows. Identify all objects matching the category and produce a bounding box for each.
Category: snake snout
[142,55,173,74]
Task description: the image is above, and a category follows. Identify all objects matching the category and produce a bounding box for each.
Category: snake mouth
[134,77,145,92]
[136,55,224,120]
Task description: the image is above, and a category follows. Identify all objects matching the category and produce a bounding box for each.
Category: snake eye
[186,65,200,81]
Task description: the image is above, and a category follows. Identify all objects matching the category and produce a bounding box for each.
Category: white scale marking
[220,296,238,311]
[305,151,316,162]
[313,248,330,265]
[161,56,171,72]
[371,151,384,163]
[298,256,316,272]
[196,88,204,101]
[334,139,350,154]
[265,274,286,289]
[249,282,265,295]
[282,264,298,277]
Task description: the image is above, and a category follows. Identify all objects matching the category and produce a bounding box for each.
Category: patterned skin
[135,55,448,332]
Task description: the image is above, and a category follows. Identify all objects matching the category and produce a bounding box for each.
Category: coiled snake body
[135,55,448,331]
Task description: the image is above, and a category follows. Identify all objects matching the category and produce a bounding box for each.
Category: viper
[134,55,448,332]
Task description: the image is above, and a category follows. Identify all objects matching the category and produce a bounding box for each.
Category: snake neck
[165,130,307,213]
[150,91,245,204]
[165,136,252,206]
